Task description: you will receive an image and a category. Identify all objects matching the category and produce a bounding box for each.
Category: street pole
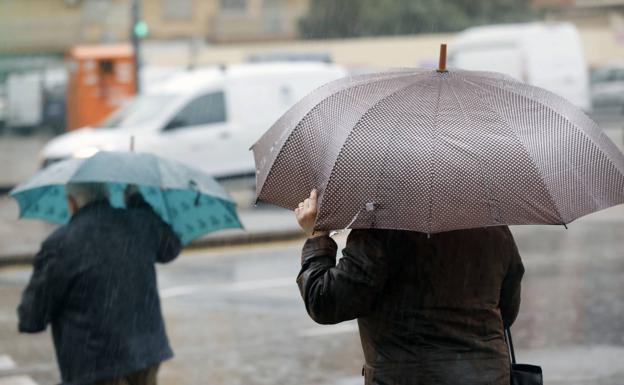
[130,0,141,94]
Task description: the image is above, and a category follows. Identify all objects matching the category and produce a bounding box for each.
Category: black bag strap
[504,327,517,365]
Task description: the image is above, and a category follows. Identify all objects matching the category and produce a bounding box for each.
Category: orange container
[65,44,136,131]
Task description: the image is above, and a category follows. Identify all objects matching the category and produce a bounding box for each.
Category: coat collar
[70,200,112,222]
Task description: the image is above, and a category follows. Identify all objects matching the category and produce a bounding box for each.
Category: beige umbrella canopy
[252,45,624,234]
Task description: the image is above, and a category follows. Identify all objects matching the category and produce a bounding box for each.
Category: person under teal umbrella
[18,181,181,385]
[13,150,243,385]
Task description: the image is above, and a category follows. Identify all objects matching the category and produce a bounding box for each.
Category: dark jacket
[18,199,181,385]
[297,227,524,385]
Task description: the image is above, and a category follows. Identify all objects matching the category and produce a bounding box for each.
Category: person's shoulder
[452,225,510,238]
[122,205,168,235]
[484,225,514,241]
[42,225,68,247]
[124,204,159,222]
[347,228,406,244]
[74,203,119,219]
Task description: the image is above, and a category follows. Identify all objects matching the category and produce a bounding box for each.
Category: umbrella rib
[316,75,438,228]
[475,76,624,220]
[155,159,174,224]
[446,77,500,225]
[425,75,444,235]
[18,158,87,221]
[476,77,624,175]
[258,71,432,202]
[458,75,567,225]
[365,80,437,226]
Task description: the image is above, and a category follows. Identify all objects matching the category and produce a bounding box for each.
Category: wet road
[0,203,623,385]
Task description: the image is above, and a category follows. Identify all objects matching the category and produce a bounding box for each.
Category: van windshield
[98,95,176,129]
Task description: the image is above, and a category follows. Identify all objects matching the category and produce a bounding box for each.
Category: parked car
[41,62,348,179]
[449,22,592,111]
[590,64,624,109]
[6,72,43,134]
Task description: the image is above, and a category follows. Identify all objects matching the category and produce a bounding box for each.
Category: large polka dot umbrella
[10,151,242,245]
[252,45,624,234]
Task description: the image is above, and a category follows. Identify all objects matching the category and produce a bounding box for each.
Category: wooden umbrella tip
[438,43,448,73]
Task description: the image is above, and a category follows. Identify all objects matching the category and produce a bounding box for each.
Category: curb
[0,229,305,268]
[188,229,304,249]
[0,254,35,267]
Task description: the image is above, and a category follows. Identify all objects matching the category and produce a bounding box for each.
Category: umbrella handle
[438,44,447,73]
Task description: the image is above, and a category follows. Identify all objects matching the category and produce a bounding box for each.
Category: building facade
[0,0,311,56]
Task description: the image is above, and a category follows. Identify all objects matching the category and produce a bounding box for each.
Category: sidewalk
[0,195,303,266]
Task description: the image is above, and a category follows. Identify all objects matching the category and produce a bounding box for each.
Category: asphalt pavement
[0,109,622,384]
[0,202,623,385]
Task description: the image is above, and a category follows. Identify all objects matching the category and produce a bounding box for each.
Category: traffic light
[133,20,149,39]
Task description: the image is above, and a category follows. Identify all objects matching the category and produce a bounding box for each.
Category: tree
[299,0,536,39]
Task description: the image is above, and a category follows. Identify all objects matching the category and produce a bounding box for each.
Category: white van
[41,62,348,178]
[449,22,592,111]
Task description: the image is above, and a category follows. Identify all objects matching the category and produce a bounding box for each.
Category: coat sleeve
[296,229,388,325]
[17,246,62,333]
[128,193,182,264]
[153,217,182,264]
[499,228,525,327]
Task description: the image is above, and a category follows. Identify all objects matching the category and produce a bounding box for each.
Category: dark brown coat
[297,227,524,385]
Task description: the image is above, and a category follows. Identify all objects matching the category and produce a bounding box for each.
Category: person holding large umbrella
[12,151,242,385]
[252,45,624,385]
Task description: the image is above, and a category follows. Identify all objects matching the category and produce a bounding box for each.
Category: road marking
[0,314,16,323]
[223,277,293,292]
[0,355,16,371]
[181,237,303,257]
[0,376,38,385]
[331,376,363,385]
[299,322,359,337]
[159,285,205,299]
[160,277,295,299]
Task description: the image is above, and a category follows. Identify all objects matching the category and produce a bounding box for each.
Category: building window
[263,0,282,33]
[221,0,247,12]
[161,0,193,20]
[263,0,280,9]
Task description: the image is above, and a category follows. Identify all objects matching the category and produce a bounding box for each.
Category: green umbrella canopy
[10,151,242,245]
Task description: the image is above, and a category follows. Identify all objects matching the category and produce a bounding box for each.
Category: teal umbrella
[10,151,243,245]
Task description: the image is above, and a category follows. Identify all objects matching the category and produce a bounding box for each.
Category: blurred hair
[65,183,109,209]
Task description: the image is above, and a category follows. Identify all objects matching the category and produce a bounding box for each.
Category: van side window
[164,91,227,131]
